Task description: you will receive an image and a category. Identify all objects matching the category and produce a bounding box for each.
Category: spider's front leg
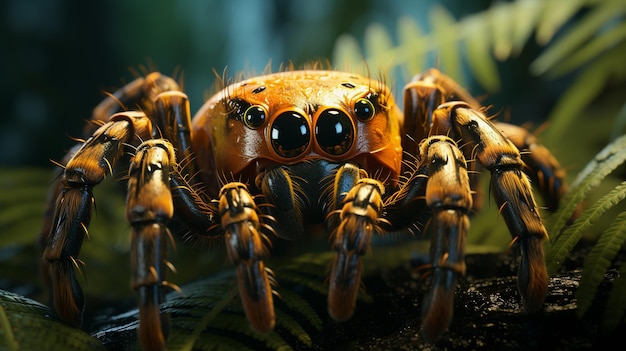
[218,182,275,333]
[433,101,549,312]
[325,164,385,321]
[127,140,178,351]
[416,136,472,342]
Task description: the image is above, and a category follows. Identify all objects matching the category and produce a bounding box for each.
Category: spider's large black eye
[243,105,266,128]
[315,109,354,156]
[270,111,310,158]
[354,98,375,121]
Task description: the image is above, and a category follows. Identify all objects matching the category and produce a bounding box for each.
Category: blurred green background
[2,0,564,168]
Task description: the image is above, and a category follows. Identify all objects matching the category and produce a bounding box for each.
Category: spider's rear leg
[89,72,181,135]
[417,136,472,342]
[218,182,275,333]
[433,101,549,312]
[403,69,570,215]
[40,73,182,248]
[494,121,571,213]
[43,111,153,326]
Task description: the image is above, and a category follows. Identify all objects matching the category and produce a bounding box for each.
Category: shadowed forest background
[2,0,564,167]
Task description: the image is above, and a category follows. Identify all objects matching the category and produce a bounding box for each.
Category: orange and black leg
[218,182,275,333]
[431,101,549,313]
[126,140,178,351]
[414,136,473,342]
[43,111,154,326]
[325,164,385,321]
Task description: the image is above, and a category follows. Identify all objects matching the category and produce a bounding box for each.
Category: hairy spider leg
[127,140,177,351]
[42,112,154,326]
[405,68,569,214]
[326,164,384,321]
[431,101,549,313]
[415,136,472,342]
[494,121,570,213]
[41,74,224,351]
[39,73,182,253]
[218,182,275,333]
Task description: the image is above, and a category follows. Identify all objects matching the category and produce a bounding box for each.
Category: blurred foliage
[1,0,626,350]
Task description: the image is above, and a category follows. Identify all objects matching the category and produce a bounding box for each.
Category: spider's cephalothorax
[40,68,568,350]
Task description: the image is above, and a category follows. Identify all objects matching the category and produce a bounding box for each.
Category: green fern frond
[396,16,427,76]
[488,2,516,61]
[0,290,105,351]
[429,5,463,81]
[275,288,323,332]
[274,253,332,296]
[546,180,626,276]
[509,0,543,54]
[176,281,239,351]
[576,207,626,319]
[331,0,611,88]
[530,0,624,76]
[363,23,395,74]
[331,0,625,143]
[463,14,500,92]
[549,21,626,78]
[274,308,315,348]
[0,168,49,247]
[92,264,324,351]
[545,133,626,256]
[534,0,587,45]
[541,41,626,141]
[331,34,364,73]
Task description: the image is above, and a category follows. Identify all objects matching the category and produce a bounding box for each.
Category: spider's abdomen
[191,70,403,193]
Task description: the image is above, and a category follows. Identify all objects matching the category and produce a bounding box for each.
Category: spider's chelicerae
[41,68,568,350]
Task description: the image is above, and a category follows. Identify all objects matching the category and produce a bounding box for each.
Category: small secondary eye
[354,98,375,121]
[243,105,266,129]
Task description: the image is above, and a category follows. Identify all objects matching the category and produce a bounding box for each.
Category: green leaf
[396,16,427,75]
[546,135,626,274]
[489,2,514,61]
[549,22,626,77]
[363,22,395,75]
[576,205,626,317]
[463,16,500,92]
[534,0,586,45]
[0,290,105,351]
[429,5,463,83]
[511,0,544,55]
[531,0,623,75]
[542,40,626,142]
[332,34,365,73]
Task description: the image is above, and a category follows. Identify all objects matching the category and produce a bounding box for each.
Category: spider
[40,67,568,350]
